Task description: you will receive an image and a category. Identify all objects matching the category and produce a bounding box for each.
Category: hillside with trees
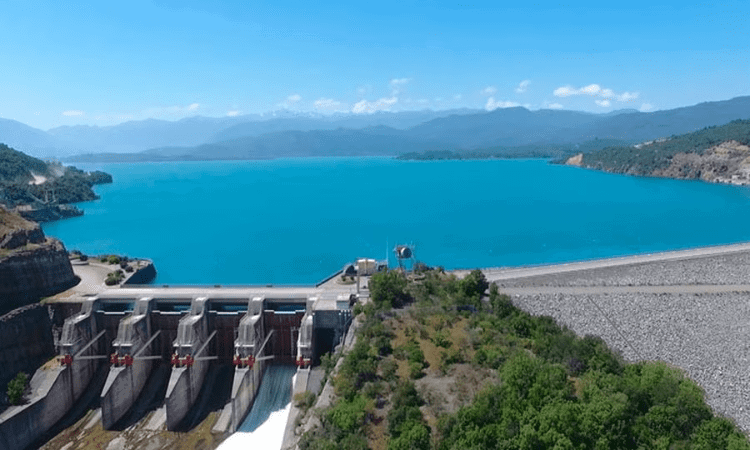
[0,143,112,221]
[296,268,749,450]
[572,120,750,183]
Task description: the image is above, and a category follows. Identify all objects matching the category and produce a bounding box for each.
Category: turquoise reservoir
[42,158,750,285]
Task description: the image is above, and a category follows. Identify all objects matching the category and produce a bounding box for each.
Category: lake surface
[42,158,750,285]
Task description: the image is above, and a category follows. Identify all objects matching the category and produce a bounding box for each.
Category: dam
[0,278,360,450]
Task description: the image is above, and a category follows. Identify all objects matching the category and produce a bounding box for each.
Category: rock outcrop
[0,208,79,314]
[652,140,750,185]
[0,226,45,250]
[565,153,583,167]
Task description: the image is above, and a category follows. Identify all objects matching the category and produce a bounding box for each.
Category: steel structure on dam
[0,284,356,450]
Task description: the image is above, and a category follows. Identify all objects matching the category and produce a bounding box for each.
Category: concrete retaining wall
[0,299,102,450]
[0,366,74,450]
[122,262,157,286]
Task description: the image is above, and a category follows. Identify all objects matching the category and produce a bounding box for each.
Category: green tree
[7,372,28,405]
[370,269,409,309]
[458,269,489,305]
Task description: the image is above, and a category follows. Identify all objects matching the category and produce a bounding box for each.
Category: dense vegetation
[300,268,749,450]
[581,119,750,175]
[0,143,49,183]
[0,143,112,208]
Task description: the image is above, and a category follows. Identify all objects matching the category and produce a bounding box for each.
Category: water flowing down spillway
[218,365,297,450]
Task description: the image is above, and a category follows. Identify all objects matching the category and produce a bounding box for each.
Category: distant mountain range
[1,97,749,162]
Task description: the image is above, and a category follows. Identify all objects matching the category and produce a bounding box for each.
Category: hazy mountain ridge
[110,96,750,162]
[5,109,478,158]
[2,97,749,161]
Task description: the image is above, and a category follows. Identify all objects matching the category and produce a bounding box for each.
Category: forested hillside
[0,143,50,183]
[0,143,112,210]
[297,269,749,450]
[578,120,750,179]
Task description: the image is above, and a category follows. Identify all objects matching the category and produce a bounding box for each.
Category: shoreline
[453,240,750,281]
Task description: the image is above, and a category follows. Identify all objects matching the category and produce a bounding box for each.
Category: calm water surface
[42,158,750,284]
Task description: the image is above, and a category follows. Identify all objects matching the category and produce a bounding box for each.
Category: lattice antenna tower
[393,244,416,273]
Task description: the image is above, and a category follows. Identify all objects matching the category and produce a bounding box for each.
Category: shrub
[107,255,121,265]
[326,394,369,433]
[380,358,398,382]
[105,270,125,286]
[490,285,514,318]
[370,270,409,309]
[7,372,28,405]
[294,391,317,411]
[408,361,425,379]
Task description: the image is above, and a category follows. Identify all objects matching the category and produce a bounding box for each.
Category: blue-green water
[42,158,750,285]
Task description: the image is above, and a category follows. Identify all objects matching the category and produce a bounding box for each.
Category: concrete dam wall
[0,286,355,449]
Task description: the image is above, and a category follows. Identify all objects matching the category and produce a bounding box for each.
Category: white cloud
[595,99,611,107]
[482,86,498,96]
[618,92,639,102]
[62,110,84,116]
[286,94,302,104]
[314,98,344,111]
[580,84,602,96]
[485,97,520,111]
[352,97,398,114]
[390,78,410,95]
[188,103,200,111]
[553,86,577,97]
[453,94,462,101]
[515,80,531,93]
[547,103,564,110]
[639,103,654,112]
[226,110,241,117]
[553,84,640,104]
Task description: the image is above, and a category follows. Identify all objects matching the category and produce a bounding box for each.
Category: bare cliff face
[0,208,79,314]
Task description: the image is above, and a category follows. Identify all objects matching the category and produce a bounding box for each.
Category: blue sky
[1,0,748,129]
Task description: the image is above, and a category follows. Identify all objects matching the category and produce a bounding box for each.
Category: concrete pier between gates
[100,297,157,429]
